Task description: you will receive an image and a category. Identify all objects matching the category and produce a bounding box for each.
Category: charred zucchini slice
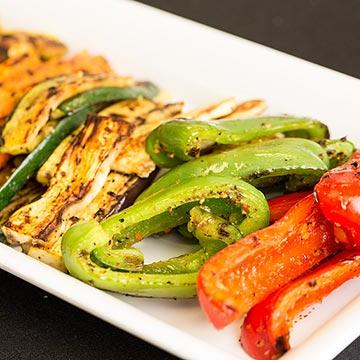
[0,74,135,154]
[3,114,132,270]
[0,105,99,211]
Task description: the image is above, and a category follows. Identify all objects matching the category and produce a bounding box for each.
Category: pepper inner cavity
[89,179,267,273]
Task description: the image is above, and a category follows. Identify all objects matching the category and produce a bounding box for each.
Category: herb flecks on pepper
[62,135,354,297]
[62,176,269,298]
[139,138,354,202]
[146,116,330,168]
[197,195,340,329]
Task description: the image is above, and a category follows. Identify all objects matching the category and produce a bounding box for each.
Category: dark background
[1,0,359,359]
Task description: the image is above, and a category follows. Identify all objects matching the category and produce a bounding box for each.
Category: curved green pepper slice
[146,116,329,168]
[62,176,269,298]
[139,138,354,202]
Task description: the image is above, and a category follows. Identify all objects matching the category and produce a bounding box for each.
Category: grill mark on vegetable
[0,34,16,41]
[46,86,59,99]
[188,147,200,157]
[108,100,180,178]
[6,114,132,244]
[1,73,136,154]
[133,117,146,126]
[27,34,65,50]
[106,170,159,218]
[0,47,8,62]
[7,53,29,66]
[275,336,288,355]
[36,205,72,240]
[218,223,230,237]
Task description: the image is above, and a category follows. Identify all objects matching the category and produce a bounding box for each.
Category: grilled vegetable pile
[2,29,360,360]
[0,30,167,269]
[198,152,360,359]
[62,113,355,294]
[0,30,272,270]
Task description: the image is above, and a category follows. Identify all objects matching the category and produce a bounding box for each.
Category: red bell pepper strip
[240,250,360,360]
[197,195,340,329]
[268,191,312,223]
[315,150,360,247]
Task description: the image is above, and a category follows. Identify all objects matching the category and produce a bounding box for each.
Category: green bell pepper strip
[146,116,330,168]
[0,105,101,211]
[62,176,269,298]
[57,81,159,115]
[138,138,354,202]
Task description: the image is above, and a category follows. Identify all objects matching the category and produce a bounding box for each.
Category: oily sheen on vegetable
[240,250,360,360]
[2,29,360,360]
[62,131,352,297]
[0,80,159,211]
[197,195,340,328]
[146,116,330,168]
[316,150,360,247]
[62,176,269,297]
[139,137,354,202]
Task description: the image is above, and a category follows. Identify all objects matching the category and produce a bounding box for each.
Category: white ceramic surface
[0,1,359,359]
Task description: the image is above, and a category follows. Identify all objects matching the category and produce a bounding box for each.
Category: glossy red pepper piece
[197,195,340,329]
[315,150,360,247]
[240,250,360,360]
[268,191,312,223]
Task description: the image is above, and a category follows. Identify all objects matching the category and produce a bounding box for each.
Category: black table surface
[1,0,360,359]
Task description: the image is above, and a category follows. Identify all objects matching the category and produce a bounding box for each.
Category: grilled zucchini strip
[75,172,142,222]
[0,74,134,154]
[0,182,43,229]
[0,106,101,211]
[36,131,79,185]
[183,98,267,120]
[29,170,156,271]
[3,114,132,269]
[37,99,183,183]
[221,99,267,119]
[183,98,238,120]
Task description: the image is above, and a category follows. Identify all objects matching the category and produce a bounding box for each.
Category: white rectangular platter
[0,1,360,359]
